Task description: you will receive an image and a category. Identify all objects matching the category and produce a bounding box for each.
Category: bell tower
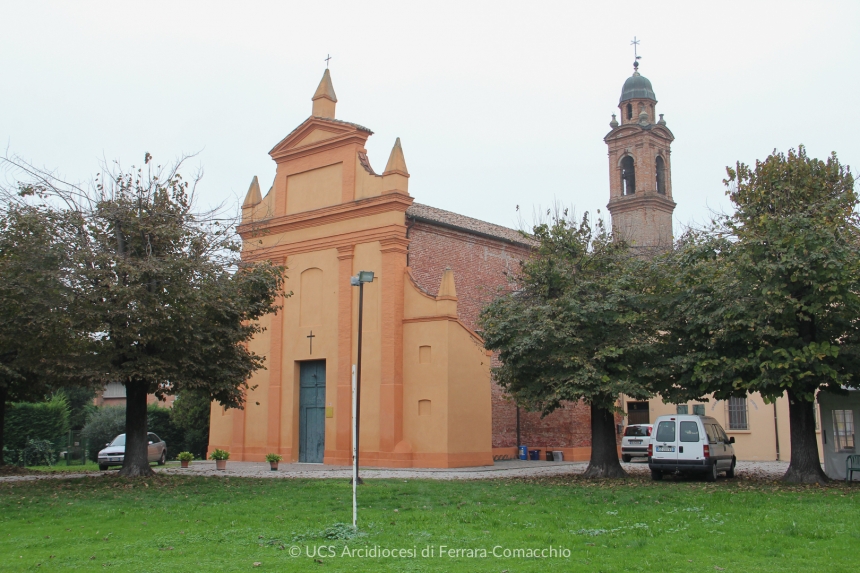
[605,60,676,248]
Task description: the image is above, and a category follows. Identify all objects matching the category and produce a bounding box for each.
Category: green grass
[25,461,176,473]
[25,462,102,473]
[0,473,857,572]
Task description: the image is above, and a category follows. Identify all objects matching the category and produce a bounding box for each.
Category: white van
[648,415,736,481]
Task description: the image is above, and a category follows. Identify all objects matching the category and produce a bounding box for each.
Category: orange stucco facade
[208,70,493,468]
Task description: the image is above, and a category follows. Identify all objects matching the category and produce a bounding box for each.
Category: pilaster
[378,237,409,452]
[336,245,355,457]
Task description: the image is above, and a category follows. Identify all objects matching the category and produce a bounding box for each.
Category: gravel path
[0,459,792,482]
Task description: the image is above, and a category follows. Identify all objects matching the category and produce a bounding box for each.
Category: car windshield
[624,426,650,437]
[109,435,126,447]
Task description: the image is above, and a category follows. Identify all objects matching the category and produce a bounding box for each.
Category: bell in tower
[605,56,676,249]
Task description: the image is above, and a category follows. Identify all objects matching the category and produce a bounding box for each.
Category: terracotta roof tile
[406,203,535,247]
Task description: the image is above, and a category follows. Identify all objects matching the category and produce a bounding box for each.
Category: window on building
[833,410,855,452]
[621,156,636,195]
[103,382,126,399]
[727,397,749,430]
[693,404,706,416]
[626,103,633,120]
[676,404,689,415]
[656,155,666,194]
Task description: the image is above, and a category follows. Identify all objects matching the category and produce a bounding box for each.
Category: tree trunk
[119,381,154,477]
[0,386,7,464]
[782,387,828,484]
[582,401,627,478]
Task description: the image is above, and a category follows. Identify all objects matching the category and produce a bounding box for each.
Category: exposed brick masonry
[408,219,593,450]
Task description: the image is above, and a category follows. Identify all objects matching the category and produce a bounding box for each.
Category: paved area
[0,459,792,482]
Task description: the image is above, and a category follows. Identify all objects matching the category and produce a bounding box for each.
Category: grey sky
[2,1,857,233]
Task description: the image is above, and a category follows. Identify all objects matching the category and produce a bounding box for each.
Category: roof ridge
[406,202,535,247]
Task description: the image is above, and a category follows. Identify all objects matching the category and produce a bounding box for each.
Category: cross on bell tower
[604,52,676,249]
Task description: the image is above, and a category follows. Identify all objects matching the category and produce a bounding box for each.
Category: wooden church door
[299,360,326,463]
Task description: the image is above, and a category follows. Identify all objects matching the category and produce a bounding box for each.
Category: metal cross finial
[631,37,642,71]
[307,330,316,354]
[325,54,332,68]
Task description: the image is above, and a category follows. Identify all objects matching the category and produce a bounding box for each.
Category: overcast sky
[2,1,858,233]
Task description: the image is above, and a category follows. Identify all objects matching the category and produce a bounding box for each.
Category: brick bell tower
[605,59,676,248]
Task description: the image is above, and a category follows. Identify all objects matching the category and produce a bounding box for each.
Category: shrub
[177,451,194,462]
[81,406,125,461]
[4,395,70,452]
[170,390,211,459]
[24,439,58,466]
[54,387,98,431]
[265,453,283,463]
[147,404,183,458]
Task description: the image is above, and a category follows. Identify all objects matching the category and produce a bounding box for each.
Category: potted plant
[177,451,194,468]
[209,449,230,470]
[265,453,283,471]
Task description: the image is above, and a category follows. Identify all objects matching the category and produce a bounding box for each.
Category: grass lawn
[24,462,177,473]
[0,473,857,572]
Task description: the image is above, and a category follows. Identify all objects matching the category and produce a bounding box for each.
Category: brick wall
[408,222,528,330]
[408,221,596,449]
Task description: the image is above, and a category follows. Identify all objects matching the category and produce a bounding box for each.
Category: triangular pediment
[294,127,343,148]
[269,117,355,156]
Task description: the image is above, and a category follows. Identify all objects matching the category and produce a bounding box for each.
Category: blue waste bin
[529,449,540,461]
[518,445,528,460]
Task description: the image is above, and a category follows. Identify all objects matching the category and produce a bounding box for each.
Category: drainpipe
[773,401,781,461]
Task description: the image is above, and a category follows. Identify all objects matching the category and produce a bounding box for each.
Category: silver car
[98,433,167,470]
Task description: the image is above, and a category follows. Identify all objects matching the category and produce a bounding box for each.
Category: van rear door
[653,419,678,462]
[678,420,704,464]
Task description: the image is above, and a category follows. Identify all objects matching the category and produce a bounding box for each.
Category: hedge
[4,395,70,451]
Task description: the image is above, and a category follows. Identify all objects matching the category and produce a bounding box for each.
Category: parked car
[648,415,736,482]
[97,433,167,470]
[621,424,653,462]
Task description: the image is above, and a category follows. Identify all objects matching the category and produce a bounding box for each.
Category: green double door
[299,360,326,463]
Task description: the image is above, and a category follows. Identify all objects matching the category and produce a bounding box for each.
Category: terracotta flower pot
[180,460,189,468]
[270,462,279,471]
[215,459,227,471]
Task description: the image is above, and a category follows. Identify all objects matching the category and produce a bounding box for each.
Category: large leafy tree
[655,146,859,483]
[3,154,286,477]
[0,205,89,457]
[480,213,658,478]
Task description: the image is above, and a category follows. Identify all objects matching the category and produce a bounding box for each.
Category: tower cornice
[605,124,674,143]
[606,192,676,216]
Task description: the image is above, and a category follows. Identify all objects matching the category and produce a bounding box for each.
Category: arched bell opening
[621,156,636,195]
[656,155,666,195]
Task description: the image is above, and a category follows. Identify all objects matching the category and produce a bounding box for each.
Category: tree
[81,406,125,461]
[170,389,212,459]
[3,154,286,477]
[480,212,659,478]
[0,205,86,458]
[656,146,859,483]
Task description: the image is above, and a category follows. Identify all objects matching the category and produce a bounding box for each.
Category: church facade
[207,64,680,467]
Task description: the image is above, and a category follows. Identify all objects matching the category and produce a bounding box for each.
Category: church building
[207,63,678,467]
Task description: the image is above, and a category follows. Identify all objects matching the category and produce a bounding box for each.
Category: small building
[818,389,858,480]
